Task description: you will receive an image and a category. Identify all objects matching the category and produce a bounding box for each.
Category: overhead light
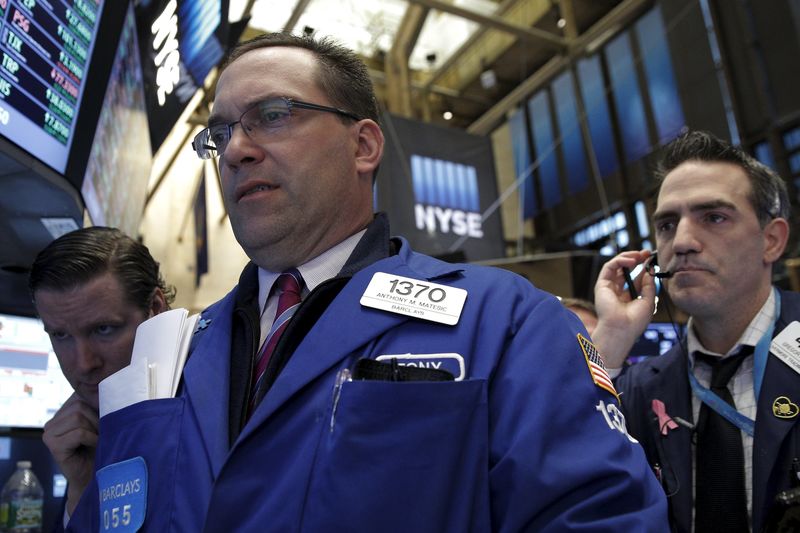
[479,55,497,90]
[443,111,453,120]
[480,68,497,90]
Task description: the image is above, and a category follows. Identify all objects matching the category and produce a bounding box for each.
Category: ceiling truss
[194,0,651,137]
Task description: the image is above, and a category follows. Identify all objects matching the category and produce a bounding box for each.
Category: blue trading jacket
[68,237,668,532]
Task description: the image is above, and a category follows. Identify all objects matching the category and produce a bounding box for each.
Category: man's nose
[74,339,102,373]
[671,219,702,255]
[221,124,264,167]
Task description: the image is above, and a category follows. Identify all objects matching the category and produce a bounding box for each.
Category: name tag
[96,457,147,532]
[771,321,800,376]
[376,353,466,381]
[360,272,467,325]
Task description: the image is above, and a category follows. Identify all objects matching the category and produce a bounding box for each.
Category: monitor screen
[0,0,106,174]
[81,1,152,236]
[0,313,72,428]
[627,322,683,364]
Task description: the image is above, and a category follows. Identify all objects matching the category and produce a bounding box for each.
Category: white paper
[130,308,189,399]
[172,314,199,396]
[98,357,150,417]
[98,308,200,417]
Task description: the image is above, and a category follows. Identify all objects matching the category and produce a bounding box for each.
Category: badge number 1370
[360,272,467,325]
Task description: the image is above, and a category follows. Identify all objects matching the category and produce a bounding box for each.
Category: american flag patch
[577,334,619,400]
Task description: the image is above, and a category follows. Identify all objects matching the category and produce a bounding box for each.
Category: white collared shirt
[255,229,366,348]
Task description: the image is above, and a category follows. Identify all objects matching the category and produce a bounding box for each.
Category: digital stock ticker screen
[0,0,103,174]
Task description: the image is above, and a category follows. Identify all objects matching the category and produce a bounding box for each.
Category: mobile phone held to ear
[646,252,674,279]
[623,252,672,300]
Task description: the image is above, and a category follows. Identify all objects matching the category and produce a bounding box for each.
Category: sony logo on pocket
[375,353,465,381]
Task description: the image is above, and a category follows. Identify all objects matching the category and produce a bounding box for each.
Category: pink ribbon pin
[652,399,678,435]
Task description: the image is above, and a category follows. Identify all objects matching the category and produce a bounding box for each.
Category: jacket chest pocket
[303,379,490,533]
[68,399,193,533]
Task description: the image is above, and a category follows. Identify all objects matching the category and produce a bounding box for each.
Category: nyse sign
[151,0,179,106]
[411,155,484,239]
[415,206,483,238]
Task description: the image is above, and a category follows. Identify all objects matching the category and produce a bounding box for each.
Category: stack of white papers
[99,308,199,417]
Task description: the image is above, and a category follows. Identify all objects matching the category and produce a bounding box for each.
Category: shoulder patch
[577,333,619,400]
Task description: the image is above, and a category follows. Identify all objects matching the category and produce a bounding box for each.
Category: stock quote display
[0,0,102,173]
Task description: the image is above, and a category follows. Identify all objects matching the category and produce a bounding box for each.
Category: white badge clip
[360,272,467,325]
[770,321,800,375]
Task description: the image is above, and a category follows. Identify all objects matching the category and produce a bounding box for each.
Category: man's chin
[246,237,310,272]
[78,387,100,411]
[667,287,715,317]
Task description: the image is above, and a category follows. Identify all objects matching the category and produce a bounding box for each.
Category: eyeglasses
[192,96,362,160]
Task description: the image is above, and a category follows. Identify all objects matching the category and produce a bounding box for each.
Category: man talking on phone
[593,131,799,532]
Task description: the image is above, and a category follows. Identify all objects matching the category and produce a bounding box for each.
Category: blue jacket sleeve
[485,275,669,531]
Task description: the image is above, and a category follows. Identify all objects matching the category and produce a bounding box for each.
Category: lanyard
[687,290,781,438]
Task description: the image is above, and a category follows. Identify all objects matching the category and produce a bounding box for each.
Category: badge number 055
[360,272,467,325]
[96,457,147,532]
[104,505,133,530]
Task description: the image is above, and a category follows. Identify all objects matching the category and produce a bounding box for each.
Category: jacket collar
[237,237,463,442]
[183,214,463,471]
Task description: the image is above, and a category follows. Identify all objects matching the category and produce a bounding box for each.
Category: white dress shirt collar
[687,287,777,361]
[256,229,367,315]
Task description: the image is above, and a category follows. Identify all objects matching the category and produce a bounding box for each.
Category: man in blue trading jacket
[68,33,667,532]
[593,131,799,532]
[29,227,172,530]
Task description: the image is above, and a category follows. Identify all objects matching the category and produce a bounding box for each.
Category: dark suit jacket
[616,288,800,532]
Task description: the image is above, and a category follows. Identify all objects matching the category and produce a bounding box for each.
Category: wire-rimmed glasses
[192,96,361,159]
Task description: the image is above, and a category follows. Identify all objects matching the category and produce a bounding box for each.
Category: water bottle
[0,461,43,533]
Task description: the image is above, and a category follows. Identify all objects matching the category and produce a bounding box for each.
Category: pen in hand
[622,267,639,300]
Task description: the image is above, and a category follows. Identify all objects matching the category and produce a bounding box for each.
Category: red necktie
[247,269,304,417]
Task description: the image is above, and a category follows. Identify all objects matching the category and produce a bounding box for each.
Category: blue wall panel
[552,70,590,193]
[577,56,619,177]
[606,32,650,163]
[528,90,561,208]
[635,6,686,144]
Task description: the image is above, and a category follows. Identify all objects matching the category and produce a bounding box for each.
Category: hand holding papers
[99,309,199,417]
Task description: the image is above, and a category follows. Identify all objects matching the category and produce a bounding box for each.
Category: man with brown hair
[594,131,797,532]
[30,227,172,522]
[66,33,667,532]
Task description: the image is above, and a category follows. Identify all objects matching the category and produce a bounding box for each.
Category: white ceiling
[228,0,498,70]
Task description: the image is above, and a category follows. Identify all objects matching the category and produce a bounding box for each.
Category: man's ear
[354,119,383,178]
[148,288,168,317]
[763,217,790,264]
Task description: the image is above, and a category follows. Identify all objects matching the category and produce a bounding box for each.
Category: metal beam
[284,0,313,33]
[406,0,567,52]
[369,68,495,106]
[423,0,519,91]
[386,4,429,116]
[557,0,578,41]
[393,4,428,59]
[240,0,257,23]
[467,0,651,135]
